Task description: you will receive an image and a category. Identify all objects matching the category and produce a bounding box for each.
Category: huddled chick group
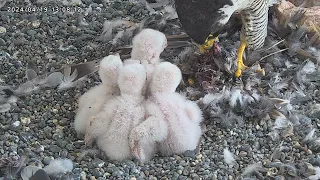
[74,28,203,162]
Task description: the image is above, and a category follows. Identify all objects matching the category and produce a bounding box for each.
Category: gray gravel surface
[1,0,320,180]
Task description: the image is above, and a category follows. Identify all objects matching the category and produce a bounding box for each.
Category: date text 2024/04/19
[7,6,83,13]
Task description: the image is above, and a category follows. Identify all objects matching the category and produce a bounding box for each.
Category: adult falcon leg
[235,40,248,77]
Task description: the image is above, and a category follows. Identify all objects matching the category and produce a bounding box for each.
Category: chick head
[118,63,147,95]
[99,54,123,86]
[131,28,167,64]
[150,62,182,93]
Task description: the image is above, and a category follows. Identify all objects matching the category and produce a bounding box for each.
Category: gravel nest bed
[1,0,320,180]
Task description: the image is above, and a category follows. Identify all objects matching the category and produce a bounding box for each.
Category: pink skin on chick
[129,62,203,162]
[74,54,123,135]
[86,63,147,161]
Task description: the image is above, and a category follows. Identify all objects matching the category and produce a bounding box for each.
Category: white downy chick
[74,54,123,135]
[123,58,155,96]
[130,62,203,162]
[131,28,167,65]
[86,63,147,161]
[128,28,168,96]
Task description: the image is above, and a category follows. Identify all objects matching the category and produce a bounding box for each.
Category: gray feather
[25,69,38,81]
[41,72,64,87]
[26,61,39,73]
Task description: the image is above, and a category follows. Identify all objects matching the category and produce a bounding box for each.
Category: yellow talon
[235,69,242,78]
[199,34,219,53]
[235,41,248,77]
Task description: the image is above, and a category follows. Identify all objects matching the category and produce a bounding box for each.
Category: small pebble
[0,26,6,33]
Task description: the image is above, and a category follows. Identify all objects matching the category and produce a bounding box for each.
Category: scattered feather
[21,166,41,180]
[270,141,284,160]
[25,69,38,81]
[242,163,264,176]
[41,72,64,88]
[58,66,78,90]
[223,148,236,166]
[15,81,39,96]
[308,166,320,180]
[161,5,178,20]
[0,156,26,179]
[43,159,73,175]
[303,128,316,142]
[200,93,223,106]
[145,2,157,15]
[229,89,243,108]
[26,61,39,73]
[0,87,17,113]
[98,20,130,43]
[273,116,292,130]
[300,60,316,74]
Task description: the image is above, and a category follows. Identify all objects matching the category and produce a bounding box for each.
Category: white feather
[309,167,320,180]
[201,93,223,105]
[242,163,263,176]
[301,61,316,74]
[273,116,292,130]
[58,67,78,90]
[162,5,178,20]
[223,148,236,166]
[272,82,288,91]
[303,128,316,142]
[229,89,243,107]
[252,91,261,101]
[99,20,128,42]
[43,159,73,175]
